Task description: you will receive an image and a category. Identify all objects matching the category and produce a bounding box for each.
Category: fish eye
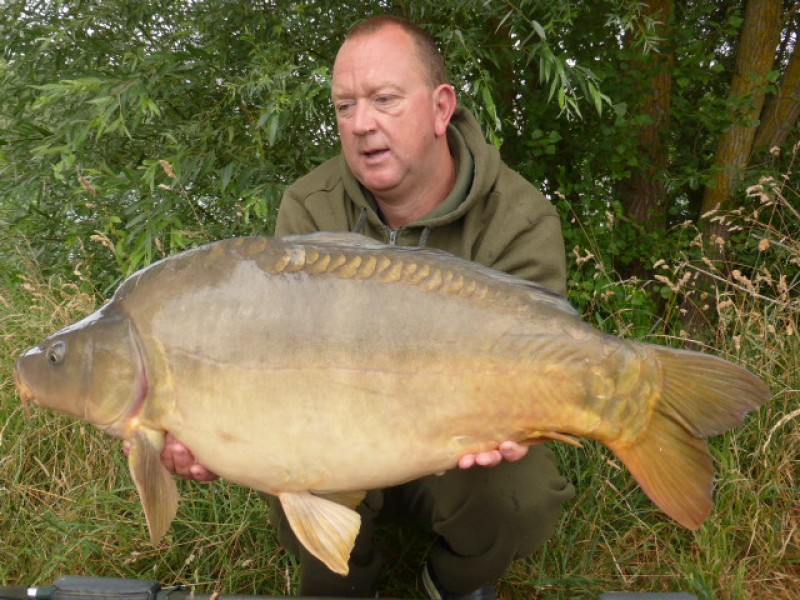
[47,341,66,365]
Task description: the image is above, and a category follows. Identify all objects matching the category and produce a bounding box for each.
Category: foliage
[2,1,797,295]
[1,0,342,291]
[0,0,613,291]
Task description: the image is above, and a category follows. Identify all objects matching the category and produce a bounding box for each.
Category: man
[160,15,574,599]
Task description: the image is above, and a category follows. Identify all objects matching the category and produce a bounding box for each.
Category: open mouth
[363,148,389,160]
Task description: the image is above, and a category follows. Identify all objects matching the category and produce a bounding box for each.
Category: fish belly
[155,335,620,496]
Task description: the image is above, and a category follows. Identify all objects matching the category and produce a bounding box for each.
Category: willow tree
[616,0,675,280]
[701,0,784,228]
[752,31,800,156]
[0,0,608,289]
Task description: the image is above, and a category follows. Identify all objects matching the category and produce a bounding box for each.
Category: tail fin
[610,347,769,529]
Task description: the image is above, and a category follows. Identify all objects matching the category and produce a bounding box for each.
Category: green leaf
[532,20,547,42]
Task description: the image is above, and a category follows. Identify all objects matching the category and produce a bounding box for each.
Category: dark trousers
[270,444,575,597]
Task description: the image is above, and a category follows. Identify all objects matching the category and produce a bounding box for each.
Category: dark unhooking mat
[0,576,699,600]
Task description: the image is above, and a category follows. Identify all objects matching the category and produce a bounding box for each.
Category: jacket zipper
[388,229,398,245]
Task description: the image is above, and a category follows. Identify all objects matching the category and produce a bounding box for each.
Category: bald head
[342,16,448,88]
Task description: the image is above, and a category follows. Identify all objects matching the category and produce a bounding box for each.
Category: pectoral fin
[279,490,361,576]
[127,428,179,545]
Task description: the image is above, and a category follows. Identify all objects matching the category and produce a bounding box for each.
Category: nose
[351,102,376,136]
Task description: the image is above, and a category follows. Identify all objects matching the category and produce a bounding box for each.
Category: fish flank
[445,273,464,294]
[471,284,489,301]
[270,246,309,274]
[271,251,293,274]
[273,240,519,310]
[304,247,321,265]
[461,279,477,297]
[287,248,308,272]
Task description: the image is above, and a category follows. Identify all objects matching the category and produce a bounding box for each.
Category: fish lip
[13,364,36,416]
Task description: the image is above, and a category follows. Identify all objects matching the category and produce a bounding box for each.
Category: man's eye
[336,102,354,115]
[374,95,394,105]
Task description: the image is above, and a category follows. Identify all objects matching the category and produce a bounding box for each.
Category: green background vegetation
[1,1,797,598]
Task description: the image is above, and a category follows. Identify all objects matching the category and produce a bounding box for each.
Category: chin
[358,174,402,197]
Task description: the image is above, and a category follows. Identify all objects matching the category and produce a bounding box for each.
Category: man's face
[331,26,448,203]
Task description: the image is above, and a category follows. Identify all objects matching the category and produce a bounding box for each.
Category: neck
[376,151,457,229]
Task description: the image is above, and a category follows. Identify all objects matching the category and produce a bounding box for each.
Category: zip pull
[388,229,398,245]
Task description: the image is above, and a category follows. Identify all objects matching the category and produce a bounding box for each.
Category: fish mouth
[13,365,36,416]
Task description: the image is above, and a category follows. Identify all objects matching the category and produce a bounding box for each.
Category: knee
[483,475,572,552]
[431,453,575,558]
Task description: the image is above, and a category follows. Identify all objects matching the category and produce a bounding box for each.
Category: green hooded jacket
[275,107,567,296]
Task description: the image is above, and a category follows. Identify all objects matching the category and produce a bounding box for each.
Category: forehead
[332,26,429,96]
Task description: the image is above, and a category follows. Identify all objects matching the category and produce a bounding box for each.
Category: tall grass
[1,174,797,598]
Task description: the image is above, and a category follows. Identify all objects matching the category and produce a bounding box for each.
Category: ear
[432,84,458,138]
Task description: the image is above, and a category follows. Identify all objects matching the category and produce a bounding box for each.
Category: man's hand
[456,440,531,469]
[122,433,218,482]
[160,433,219,481]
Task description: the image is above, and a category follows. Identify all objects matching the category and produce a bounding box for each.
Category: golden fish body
[14,233,769,574]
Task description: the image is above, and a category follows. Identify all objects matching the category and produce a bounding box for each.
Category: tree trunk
[619,0,674,229]
[752,42,800,157]
[617,0,675,280]
[683,0,783,340]
[700,0,783,223]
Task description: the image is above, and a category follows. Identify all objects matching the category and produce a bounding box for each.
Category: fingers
[161,433,186,475]
[475,450,503,467]
[163,433,219,482]
[457,453,478,469]
[122,434,218,482]
[457,441,531,470]
[498,440,530,461]
[456,450,500,469]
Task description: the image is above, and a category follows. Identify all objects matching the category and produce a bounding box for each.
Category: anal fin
[279,490,361,575]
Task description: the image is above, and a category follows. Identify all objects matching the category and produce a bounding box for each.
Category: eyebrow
[331,82,405,100]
